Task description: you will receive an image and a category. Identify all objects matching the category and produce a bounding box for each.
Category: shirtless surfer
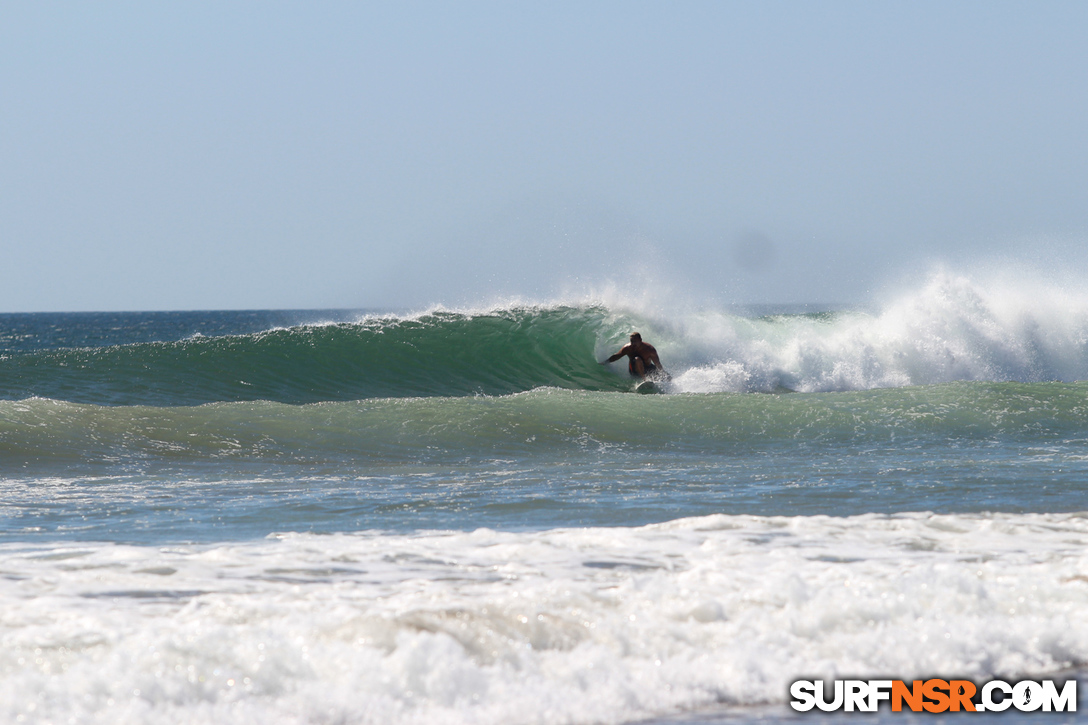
[601,332,667,380]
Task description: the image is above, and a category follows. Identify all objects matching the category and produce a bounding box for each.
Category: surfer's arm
[601,345,631,364]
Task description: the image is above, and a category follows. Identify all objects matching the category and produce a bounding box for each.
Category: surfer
[601,332,666,379]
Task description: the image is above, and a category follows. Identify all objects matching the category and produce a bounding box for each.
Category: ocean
[1,271,1086,724]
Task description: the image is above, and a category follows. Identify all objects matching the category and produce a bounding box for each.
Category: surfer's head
[630,332,642,343]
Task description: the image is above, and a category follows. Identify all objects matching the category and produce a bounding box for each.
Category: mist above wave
[651,270,1088,393]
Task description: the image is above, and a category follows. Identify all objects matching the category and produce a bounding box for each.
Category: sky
[2,1,1086,312]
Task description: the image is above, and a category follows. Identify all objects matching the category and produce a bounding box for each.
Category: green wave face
[0,307,633,405]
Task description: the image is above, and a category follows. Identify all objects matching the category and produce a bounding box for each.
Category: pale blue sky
[2,1,1086,312]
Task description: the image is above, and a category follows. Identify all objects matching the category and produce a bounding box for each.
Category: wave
[4,271,1088,405]
[6,382,1088,475]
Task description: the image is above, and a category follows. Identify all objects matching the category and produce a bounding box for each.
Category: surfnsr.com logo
[790,679,1077,713]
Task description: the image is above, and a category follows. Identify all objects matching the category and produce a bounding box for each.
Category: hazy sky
[2,1,1086,312]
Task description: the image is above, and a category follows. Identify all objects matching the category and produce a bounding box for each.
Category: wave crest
[665,271,1088,393]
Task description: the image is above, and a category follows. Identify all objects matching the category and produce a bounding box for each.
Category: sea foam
[2,512,1086,724]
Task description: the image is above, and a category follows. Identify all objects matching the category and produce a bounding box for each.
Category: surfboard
[634,370,671,394]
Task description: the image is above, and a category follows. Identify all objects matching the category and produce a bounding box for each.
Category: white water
[612,270,1088,394]
[3,512,1086,724]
